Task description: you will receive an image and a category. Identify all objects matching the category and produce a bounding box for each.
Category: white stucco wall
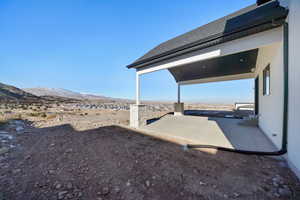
[287,0,300,178]
[255,43,284,149]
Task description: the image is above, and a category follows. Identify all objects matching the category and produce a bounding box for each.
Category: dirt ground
[0,110,300,200]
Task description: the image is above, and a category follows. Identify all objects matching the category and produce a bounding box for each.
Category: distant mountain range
[23,87,108,100]
[0,82,110,102]
[0,82,41,102]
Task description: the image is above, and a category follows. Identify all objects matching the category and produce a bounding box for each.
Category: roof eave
[127,16,287,69]
[127,1,288,69]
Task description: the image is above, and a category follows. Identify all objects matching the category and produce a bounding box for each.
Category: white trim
[136,27,283,75]
[136,72,140,105]
[179,73,255,85]
[137,50,221,75]
[177,84,181,103]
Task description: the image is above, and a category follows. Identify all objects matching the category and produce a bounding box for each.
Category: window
[263,64,270,96]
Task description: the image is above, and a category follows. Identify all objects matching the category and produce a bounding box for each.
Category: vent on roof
[257,0,272,6]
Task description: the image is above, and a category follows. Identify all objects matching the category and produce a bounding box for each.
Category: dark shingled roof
[127,1,288,69]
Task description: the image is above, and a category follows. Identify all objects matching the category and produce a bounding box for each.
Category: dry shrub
[28,112,41,117]
[0,113,22,128]
[0,120,7,128]
[27,112,56,119]
[12,113,22,120]
[2,113,22,120]
[0,115,7,127]
[46,114,57,120]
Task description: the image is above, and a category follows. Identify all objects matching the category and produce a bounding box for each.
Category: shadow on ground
[0,121,299,200]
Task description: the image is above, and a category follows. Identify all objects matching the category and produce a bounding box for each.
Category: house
[126,0,300,179]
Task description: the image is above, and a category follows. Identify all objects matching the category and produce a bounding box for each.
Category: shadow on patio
[142,111,277,153]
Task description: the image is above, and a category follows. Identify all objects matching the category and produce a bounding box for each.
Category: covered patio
[127,1,288,152]
[140,114,277,152]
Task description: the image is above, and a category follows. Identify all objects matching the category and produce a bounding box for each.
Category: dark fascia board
[127,1,288,69]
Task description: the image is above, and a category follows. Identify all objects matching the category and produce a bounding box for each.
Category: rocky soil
[0,104,299,200]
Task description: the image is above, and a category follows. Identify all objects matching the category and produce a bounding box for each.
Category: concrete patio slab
[140,114,277,152]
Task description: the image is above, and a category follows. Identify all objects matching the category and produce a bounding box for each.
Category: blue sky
[0,0,256,103]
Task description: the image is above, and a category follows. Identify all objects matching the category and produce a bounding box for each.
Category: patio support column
[130,71,145,128]
[136,72,140,105]
[177,84,181,103]
[174,83,184,116]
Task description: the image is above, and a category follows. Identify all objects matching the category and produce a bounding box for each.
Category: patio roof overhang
[135,26,283,85]
[127,1,288,86]
[127,1,288,70]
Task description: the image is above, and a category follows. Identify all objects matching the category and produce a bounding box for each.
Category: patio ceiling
[168,49,258,84]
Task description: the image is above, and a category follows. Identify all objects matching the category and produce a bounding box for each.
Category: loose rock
[98,187,110,196]
[0,147,9,155]
[66,182,73,190]
[278,186,292,197]
[16,126,24,132]
[55,183,62,190]
[145,180,150,187]
[57,191,68,200]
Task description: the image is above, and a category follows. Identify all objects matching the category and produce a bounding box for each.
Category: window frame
[263,64,271,96]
